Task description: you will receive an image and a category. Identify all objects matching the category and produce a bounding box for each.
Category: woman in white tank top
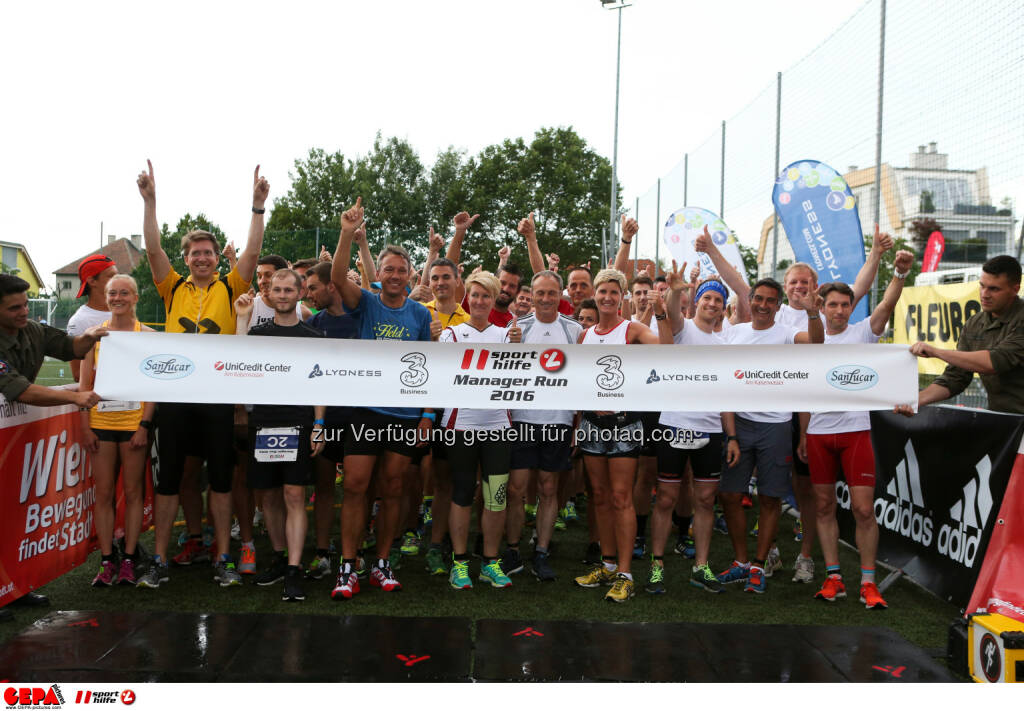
[573,269,673,602]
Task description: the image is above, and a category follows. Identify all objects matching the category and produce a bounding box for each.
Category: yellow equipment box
[968,612,1024,683]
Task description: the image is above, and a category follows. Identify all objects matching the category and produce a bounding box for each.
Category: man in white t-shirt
[67,254,117,380]
[717,278,823,594]
[503,270,582,581]
[242,254,312,330]
[799,250,913,610]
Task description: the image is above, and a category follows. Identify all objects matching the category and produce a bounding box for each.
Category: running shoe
[645,562,666,594]
[574,564,616,588]
[238,542,257,575]
[605,573,635,603]
[792,555,815,583]
[92,559,118,587]
[253,509,265,533]
[355,555,367,579]
[743,566,766,594]
[202,525,215,548]
[282,567,305,602]
[673,535,696,558]
[425,547,447,576]
[859,582,888,610]
[716,560,750,584]
[369,563,402,592]
[305,554,331,581]
[230,518,241,541]
[690,563,725,593]
[480,560,512,588]
[400,531,420,556]
[118,558,137,586]
[554,515,567,531]
[331,569,360,600]
[749,519,759,538]
[449,560,472,590]
[500,547,524,576]
[764,547,782,578]
[793,519,803,542]
[172,537,211,566]
[136,561,169,589]
[255,554,288,586]
[741,493,753,509]
[524,503,537,522]
[214,560,243,587]
[531,551,556,582]
[422,507,433,529]
[713,514,728,535]
[632,536,646,559]
[583,541,602,565]
[564,500,579,522]
[815,574,847,602]
[388,545,402,571]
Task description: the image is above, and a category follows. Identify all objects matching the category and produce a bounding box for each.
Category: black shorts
[791,413,809,477]
[93,428,135,443]
[655,428,724,483]
[448,431,512,479]
[155,402,235,496]
[247,424,314,489]
[510,422,572,472]
[344,408,422,459]
[639,412,661,457]
[317,418,347,464]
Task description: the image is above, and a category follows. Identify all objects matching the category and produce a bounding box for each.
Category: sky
[1,0,884,288]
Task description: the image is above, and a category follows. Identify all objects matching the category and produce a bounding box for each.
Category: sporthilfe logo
[140,354,194,380]
[827,365,878,391]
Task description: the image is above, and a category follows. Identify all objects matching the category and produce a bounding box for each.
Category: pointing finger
[147,159,153,177]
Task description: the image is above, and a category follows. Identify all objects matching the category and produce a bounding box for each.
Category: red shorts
[806,430,876,488]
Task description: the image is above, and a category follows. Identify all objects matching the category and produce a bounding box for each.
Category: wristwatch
[140,419,155,431]
[894,269,909,279]
[727,435,739,442]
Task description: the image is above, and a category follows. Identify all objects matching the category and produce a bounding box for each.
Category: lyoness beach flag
[772,160,868,321]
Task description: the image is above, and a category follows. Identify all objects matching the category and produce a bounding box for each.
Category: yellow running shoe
[574,564,617,588]
[605,573,635,603]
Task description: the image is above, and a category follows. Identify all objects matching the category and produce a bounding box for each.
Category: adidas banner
[93,332,917,412]
[842,407,1024,606]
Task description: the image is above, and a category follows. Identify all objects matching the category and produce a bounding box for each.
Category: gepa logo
[4,685,63,707]
[140,355,194,380]
[827,365,878,391]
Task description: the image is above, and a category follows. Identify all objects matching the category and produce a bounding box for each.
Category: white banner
[93,331,918,413]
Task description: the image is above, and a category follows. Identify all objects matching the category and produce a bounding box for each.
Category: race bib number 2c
[254,427,300,462]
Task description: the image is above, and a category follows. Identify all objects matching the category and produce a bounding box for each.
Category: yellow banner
[894,281,982,374]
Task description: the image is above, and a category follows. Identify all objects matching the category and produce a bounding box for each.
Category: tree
[352,133,430,246]
[908,216,942,253]
[267,148,357,232]
[736,242,759,285]
[864,232,919,287]
[131,213,227,326]
[919,190,935,214]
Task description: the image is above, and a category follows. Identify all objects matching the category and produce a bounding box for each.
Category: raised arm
[517,212,545,275]
[612,215,638,275]
[694,226,750,321]
[852,224,893,307]
[354,221,377,284]
[235,166,270,282]
[792,290,824,344]
[651,290,674,344]
[664,260,689,336]
[870,250,914,335]
[444,211,479,264]
[330,197,366,310]
[420,226,444,287]
[137,159,170,284]
[234,292,254,335]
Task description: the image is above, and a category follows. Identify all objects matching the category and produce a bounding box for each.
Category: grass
[2,493,959,657]
[34,358,75,387]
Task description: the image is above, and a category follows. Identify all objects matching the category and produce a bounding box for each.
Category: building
[53,236,144,299]
[0,241,46,295]
[758,143,1018,279]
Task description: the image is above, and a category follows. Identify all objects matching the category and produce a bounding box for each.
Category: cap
[76,254,116,298]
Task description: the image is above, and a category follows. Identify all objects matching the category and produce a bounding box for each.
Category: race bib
[668,429,711,450]
[254,427,300,462]
[97,400,141,413]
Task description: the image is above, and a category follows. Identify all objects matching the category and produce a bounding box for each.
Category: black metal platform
[0,611,957,682]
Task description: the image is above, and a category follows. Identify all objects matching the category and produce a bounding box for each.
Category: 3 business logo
[399,352,429,388]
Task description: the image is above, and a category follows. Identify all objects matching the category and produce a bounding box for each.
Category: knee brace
[481,472,509,512]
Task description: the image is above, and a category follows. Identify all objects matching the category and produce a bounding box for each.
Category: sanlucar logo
[141,354,195,380]
[826,364,878,391]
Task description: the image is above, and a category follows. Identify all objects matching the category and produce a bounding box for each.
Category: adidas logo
[937,455,992,568]
[874,440,934,546]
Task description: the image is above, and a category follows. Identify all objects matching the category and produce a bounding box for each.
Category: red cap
[77,254,116,298]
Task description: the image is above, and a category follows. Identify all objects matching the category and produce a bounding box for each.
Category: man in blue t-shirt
[328,197,433,600]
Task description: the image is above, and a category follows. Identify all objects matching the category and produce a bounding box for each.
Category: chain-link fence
[626,0,1023,291]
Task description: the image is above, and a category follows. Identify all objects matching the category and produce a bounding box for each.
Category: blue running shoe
[716,560,750,585]
[632,536,646,560]
[713,515,728,535]
[744,566,766,594]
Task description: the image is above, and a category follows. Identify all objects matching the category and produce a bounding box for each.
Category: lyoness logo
[873,439,994,568]
[827,364,878,391]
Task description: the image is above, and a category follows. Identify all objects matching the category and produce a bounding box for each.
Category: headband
[696,279,728,303]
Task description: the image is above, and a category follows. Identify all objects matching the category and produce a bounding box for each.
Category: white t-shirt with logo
[723,320,801,423]
[511,313,582,427]
[66,304,110,337]
[439,323,512,430]
[659,319,725,433]
[807,318,880,434]
[248,294,303,329]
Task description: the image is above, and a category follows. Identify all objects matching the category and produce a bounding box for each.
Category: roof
[54,238,144,277]
[0,240,45,287]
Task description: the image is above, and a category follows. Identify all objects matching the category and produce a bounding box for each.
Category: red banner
[968,443,1024,623]
[922,230,946,273]
[0,394,152,606]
